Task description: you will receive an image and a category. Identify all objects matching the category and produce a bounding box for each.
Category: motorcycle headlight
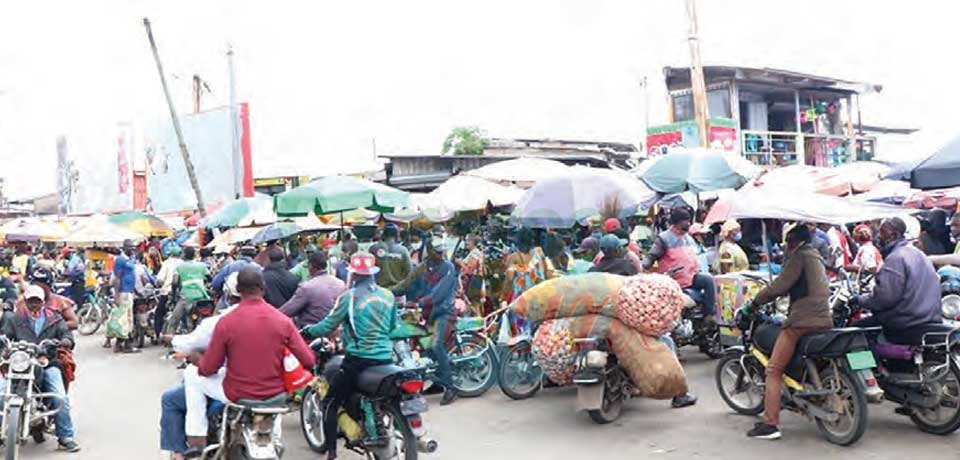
[8,351,31,373]
[942,295,960,321]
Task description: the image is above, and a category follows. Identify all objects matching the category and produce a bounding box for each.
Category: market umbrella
[752,163,884,197]
[382,194,457,224]
[250,218,338,244]
[0,218,68,243]
[108,211,174,237]
[61,217,144,248]
[705,185,910,226]
[511,166,655,228]
[902,187,960,210]
[638,148,760,193]
[274,176,409,217]
[205,226,266,253]
[463,157,570,187]
[909,135,960,189]
[185,201,225,227]
[202,194,276,228]
[427,175,524,212]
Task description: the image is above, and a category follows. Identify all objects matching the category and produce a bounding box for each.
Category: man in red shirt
[198,266,314,403]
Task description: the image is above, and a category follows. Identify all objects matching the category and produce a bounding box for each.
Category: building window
[672,88,731,122]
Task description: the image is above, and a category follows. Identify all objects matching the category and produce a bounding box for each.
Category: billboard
[143,103,253,213]
[63,124,136,215]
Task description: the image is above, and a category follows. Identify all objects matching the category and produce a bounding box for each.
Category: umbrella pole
[339,211,344,240]
[761,219,773,282]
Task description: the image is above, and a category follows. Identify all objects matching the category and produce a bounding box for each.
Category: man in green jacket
[164,247,211,335]
[303,252,396,460]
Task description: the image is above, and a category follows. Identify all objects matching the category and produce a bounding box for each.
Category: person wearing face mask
[642,208,718,327]
[716,220,749,274]
[744,224,832,441]
[849,217,942,346]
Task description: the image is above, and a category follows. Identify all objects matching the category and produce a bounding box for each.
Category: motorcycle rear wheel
[5,405,20,460]
[587,383,624,424]
[449,333,498,398]
[815,367,868,446]
[715,353,764,415]
[909,360,960,435]
[498,346,542,401]
[372,405,417,460]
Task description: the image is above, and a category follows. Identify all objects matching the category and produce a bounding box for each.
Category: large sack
[608,323,688,399]
[509,273,624,323]
[531,319,578,386]
[614,274,684,337]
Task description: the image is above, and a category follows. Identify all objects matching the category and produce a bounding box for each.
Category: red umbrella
[902,187,960,209]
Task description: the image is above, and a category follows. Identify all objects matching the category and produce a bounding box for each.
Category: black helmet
[29,268,53,285]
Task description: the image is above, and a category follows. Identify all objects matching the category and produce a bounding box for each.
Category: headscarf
[720,220,741,240]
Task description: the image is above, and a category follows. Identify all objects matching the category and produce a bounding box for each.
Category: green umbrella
[637,148,760,193]
[274,176,409,217]
[202,195,276,228]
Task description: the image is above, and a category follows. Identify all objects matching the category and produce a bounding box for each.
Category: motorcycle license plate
[400,397,428,415]
[846,351,876,370]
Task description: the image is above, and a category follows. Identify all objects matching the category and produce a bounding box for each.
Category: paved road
[18,335,959,460]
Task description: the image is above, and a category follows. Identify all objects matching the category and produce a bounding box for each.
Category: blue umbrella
[511,166,655,228]
[251,222,306,245]
[638,148,760,193]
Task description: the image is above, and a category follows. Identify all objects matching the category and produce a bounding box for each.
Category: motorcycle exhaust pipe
[417,437,438,453]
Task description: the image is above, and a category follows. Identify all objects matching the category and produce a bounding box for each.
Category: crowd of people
[0,208,955,457]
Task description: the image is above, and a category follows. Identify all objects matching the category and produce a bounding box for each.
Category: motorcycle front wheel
[5,405,20,460]
[299,387,326,453]
[715,353,764,415]
[815,366,868,446]
[449,333,498,398]
[910,359,960,435]
[78,303,102,336]
[498,345,542,400]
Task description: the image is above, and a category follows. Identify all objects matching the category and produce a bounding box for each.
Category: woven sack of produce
[608,323,688,399]
[509,273,624,323]
[531,319,578,385]
[614,274,684,337]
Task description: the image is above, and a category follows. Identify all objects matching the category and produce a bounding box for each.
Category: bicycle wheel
[78,303,103,336]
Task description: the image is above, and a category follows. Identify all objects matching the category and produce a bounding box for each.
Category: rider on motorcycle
[302,252,397,460]
[1,285,80,452]
[850,217,943,345]
[22,268,79,331]
[164,247,211,335]
[745,223,833,440]
[641,208,718,327]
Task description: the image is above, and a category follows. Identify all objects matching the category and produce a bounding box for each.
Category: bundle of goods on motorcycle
[510,273,688,398]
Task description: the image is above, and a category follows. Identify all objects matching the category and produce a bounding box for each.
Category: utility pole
[143,17,207,216]
[639,76,649,155]
[227,44,242,199]
[685,0,710,148]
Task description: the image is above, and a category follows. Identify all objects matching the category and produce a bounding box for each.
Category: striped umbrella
[108,211,174,237]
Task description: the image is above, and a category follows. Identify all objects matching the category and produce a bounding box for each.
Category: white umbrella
[61,217,145,248]
[426,175,524,212]
[464,157,570,187]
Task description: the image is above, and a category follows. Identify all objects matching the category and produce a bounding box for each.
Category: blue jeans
[41,367,74,440]
[431,314,454,389]
[160,384,187,454]
[690,273,717,317]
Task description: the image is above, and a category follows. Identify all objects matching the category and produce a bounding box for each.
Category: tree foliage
[442,126,488,156]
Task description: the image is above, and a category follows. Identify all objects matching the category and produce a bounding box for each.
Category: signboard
[647,118,738,156]
[143,104,254,213]
[65,124,135,214]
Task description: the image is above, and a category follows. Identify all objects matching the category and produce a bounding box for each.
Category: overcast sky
[1,0,958,200]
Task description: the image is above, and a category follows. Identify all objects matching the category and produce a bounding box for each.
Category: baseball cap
[224,272,240,298]
[603,218,622,233]
[689,223,710,236]
[575,237,599,254]
[24,284,45,301]
[599,234,627,251]
[348,252,380,275]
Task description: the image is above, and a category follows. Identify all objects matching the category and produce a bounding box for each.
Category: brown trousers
[763,326,826,426]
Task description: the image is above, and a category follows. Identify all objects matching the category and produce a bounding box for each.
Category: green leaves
[442,126,488,156]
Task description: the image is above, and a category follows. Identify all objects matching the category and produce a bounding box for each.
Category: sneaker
[183,445,204,459]
[440,388,459,406]
[747,423,781,440]
[894,406,913,417]
[671,393,697,409]
[58,438,81,452]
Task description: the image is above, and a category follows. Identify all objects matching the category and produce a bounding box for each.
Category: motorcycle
[300,338,438,459]
[671,289,722,359]
[715,302,876,445]
[0,337,66,460]
[201,395,288,460]
[571,337,636,424]
[939,265,960,322]
[164,291,217,335]
[390,307,499,398]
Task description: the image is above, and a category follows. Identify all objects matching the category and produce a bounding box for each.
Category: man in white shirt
[154,247,184,338]
[161,272,241,456]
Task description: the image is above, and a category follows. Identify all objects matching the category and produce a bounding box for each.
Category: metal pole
[143,18,207,216]
[228,45,242,199]
[761,219,773,282]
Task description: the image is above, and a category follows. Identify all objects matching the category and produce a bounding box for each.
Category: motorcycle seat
[236,393,287,409]
[323,355,345,382]
[357,364,411,395]
[754,324,870,379]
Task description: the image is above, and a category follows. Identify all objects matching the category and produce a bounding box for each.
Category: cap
[239,245,258,257]
[599,234,627,251]
[429,237,449,253]
[224,272,240,298]
[348,252,380,275]
[603,218,622,233]
[24,284,45,301]
[575,237,599,253]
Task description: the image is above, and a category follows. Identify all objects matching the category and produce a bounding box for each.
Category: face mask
[732,232,742,242]
[410,242,422,251]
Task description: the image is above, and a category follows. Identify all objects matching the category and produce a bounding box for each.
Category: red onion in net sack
[531,319,578,386]
[614,274,684,336]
